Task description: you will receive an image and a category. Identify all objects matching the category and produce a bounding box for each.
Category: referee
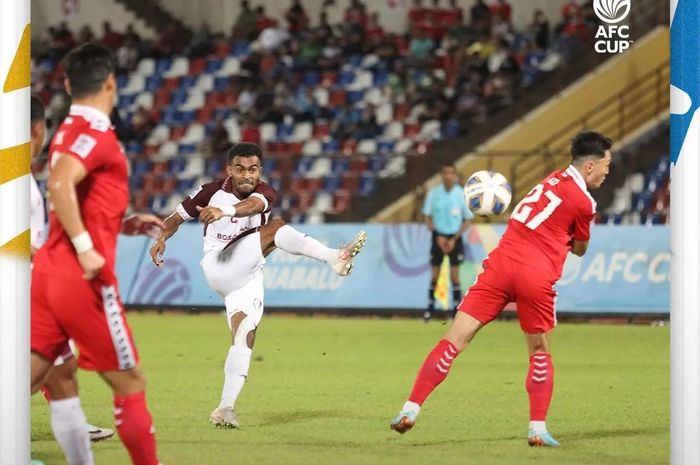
[422,163,473,321]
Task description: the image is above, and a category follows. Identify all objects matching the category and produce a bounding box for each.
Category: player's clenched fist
[196,205,225,224]
[150,239,166,267]
[78,248,106,280]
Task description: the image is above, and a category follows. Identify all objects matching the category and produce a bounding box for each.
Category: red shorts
[31,269,139,371]
[457,252,558,334]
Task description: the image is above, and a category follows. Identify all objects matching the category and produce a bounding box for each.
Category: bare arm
[149,212,185,267]
[571,239,588,257]
[424,215,434,232]
[196,197,266,224]
[47,154,105,279]
[452,218,471,240]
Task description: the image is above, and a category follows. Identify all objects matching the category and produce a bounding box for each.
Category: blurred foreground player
[390,132,612,447]
[30,44,165,465]
[150,142,367,428]
[31,95,114,443]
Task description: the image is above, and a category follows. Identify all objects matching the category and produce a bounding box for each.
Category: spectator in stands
[255,6,276,37]
[232,0,257,40]
[256,20,291,52]
[409,29,435,62]
[293,87,320,122]
[561,0,581,21]
[441,0,464,30]
[490,0,513,24]
[319,36,343,70]
[101,21,123,49]
[186,23,215,58]
[529,9,550,51]
[286,0,310,34]
[470,0,491,26]
[332,103,361,141]
[409,0,429,33]
[345,0,368,30]
[124,24,142,46]
[240,116,262,145]
[116,35,140,72]
[50,22,76,58]
[354,105,382,140]
[315,11,334,40]
[365,12,386,42]
[204,117,231,157]
[153,23,187,57]
[128,106,155,143]
[77,25,96,44]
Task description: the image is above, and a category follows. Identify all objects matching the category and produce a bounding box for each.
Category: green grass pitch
[31,313,669,465]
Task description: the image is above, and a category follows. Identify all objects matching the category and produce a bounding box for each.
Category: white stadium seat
[291,122,313,142]
[357,139,377,155]
[146,124,171,145]
[164,57,189,78]
[180,90,205,111]
[135,58,155,76]
[383,121,404,140]
[193,74,214,93]
[312,192,333,213]
[260,123,277,142]
[122,75,146,94]
[302,140,322,157]
[177,158,205,180]
[216,57,241,77]
[182,124,205,144]
[134,92,154,110]
[307,157,332,179]
[313,88,329,107]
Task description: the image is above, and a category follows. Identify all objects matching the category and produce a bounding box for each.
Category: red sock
[526,353,554,421]
[408,339,459,405]
[114,391,159,465]
[41,386,52,402]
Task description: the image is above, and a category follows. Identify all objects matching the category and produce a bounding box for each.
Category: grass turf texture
[31,314,668,465]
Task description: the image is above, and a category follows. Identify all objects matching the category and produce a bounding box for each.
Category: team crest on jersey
[69,134,97,159]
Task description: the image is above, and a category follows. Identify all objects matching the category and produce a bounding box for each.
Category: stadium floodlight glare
[0,1,30,464]
[670,1,700,465]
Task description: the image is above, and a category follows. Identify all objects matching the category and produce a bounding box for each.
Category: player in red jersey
[30,44,165,465]
[390,131,612,447]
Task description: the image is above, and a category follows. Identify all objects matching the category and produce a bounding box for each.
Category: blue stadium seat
[206,58,223,73]
[171,91,188,107]
[231,41,251,57]
[178,143,197,155]
[180,75,197,89]
[205,159,224,175]
[323,175,341,192]
[133,160,151,175]
[347,55,363,68]
[262,159,277,173]
[295,157,315,176]
[377,141,395,154]
[367,156,385,172]
[303,71,320,87]
[116,75,129,89]
[331,158,350,174]
[213,108,232,120]
[119,94,137,108]
[346,90,364,104]
[359,173,376,196]
[277,123,295,141]
[441,119,460,139]
[149,195,167,212]
[267,175,283,192]
[126,141,143,155]
[156,58,172,74]
[322,140,340,154]
[373,69,389,87]
[145,76,163,92]
[213,76,230,91]
[339,70,355,86]
[169,157,188,173]
[181,110,197,125]
[176,178,196,192]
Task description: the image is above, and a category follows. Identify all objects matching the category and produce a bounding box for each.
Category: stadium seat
[332,189,352,213]
[359,173,376,196]
[302,140,322,157]
[357,139,377,155]
[307,157,332,179]
[135,58,156,76]
[164,57,190,78]
[260,123,277,143]
[217,57,241,77]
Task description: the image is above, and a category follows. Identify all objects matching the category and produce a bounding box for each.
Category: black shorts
[430,232,465,266]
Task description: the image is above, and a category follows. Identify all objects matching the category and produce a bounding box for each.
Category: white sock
[529,420,547,433]
[274,225,337,263]
[402,401,421,415]
[219,345,252,408]
[50,397,94,465]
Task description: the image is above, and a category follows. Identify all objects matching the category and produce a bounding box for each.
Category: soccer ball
[464,170,512,216]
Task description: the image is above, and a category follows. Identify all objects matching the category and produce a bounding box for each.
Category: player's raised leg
[390,311,483,433]
[262,218,367,276]
[210,273,264,428]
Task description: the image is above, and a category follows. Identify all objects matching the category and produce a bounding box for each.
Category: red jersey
[493,165,596,280]
[34,105,129,282]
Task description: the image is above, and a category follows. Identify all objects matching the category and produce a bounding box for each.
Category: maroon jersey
[493,165,596,279]
[34,105,129,282]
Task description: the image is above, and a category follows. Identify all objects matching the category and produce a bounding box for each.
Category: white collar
[69,104,111,126]
[566,164,597,213]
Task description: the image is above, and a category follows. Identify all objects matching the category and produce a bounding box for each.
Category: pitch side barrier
[118,223,669,315]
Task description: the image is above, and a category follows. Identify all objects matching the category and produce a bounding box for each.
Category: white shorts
[201,231,265,298]
[224,269,264,330]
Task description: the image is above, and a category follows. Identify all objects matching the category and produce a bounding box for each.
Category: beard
[236,181,256,194]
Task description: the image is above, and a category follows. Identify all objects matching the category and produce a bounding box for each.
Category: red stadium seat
[349,157,368,173]
[341,172,360,192]
[189,58,206,75]
[321,71,337,87]
[329,89,346,107]
[144,144,160,157]
[163,78,181,92]
[333,189,352,213]
[306,178,323,193]
[393,103,410,120]
[162,176,178,194]
[342,139,358,156]
[170,126,186,140]
[151,161,169,175]
[313,122,330,138]
[404,122,421,137]
[214,40,230,58]
[297,191,315,212]
[132,191,149,212]
[197,107,214,123]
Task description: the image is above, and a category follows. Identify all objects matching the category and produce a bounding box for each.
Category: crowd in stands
[32,0,600,222]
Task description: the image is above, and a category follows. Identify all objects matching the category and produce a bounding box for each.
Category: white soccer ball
[464,170,512,216]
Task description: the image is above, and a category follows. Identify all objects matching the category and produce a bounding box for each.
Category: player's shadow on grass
[402,426,667,447]
[251,409,352,427]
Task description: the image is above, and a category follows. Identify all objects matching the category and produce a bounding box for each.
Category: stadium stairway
[366,25,669,223]
[114,0,191,35]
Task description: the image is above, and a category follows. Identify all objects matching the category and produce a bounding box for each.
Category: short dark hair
[30,95,45,123]
[62,43,116,99]
[571,131,612,162]
[227,142,263,163]
[441,162,457,171]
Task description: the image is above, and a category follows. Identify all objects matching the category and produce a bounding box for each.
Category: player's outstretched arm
[122,213,165,237]
[196,196,266,225]
[47,154,105,279]
[149,212,185,267]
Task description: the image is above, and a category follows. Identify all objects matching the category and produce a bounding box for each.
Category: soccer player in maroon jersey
[149,142,367,428]
[390,132,612,447]
[30,44,165,465]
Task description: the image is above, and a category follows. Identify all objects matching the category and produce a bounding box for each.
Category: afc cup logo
[593,0,633,54]
[593,0,631,24]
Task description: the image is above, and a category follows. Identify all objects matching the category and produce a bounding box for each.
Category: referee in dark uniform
[422,163,473,321]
